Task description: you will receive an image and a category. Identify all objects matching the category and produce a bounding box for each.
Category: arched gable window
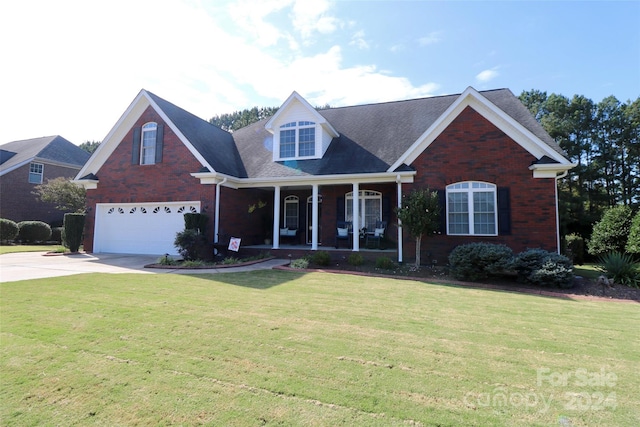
[345,190,382,230]
[446,182,497,235]
[141,122,158,165]
[284,195,299,229]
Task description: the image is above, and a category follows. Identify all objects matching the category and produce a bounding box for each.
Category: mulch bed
[276,262,640,303]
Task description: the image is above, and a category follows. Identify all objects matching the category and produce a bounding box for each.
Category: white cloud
[0,0,441,144]
[418,31,442,46]
[349,30,369,50]
[476,68,500,83]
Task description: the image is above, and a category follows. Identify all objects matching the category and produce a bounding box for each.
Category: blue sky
[1,0,638,145]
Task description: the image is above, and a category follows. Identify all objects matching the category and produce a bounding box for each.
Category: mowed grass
[0,245,65,255]
[1,271,638,426]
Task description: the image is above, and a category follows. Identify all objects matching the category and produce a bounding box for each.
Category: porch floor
[241,244,398,261]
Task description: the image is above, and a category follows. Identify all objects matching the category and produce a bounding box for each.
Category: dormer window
[279,121,316,159]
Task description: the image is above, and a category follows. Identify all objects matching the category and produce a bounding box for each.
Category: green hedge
[0,218,19,242]
[63,213,85,252]
[448,242,513,281]
[17,221,51,243]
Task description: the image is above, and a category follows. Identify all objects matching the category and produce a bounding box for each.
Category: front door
[306,195,322,244]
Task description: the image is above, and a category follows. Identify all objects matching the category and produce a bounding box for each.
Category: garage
[94,201,201,255]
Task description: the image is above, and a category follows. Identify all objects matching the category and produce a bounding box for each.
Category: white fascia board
[389,87,572,172]
[190,172,240,188]
[529,162,577,178]
[265,91,339,137]
[72,178,99,190]
[229,171,416,188]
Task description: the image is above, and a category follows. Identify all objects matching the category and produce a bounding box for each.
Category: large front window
[279,121,316,159]
[446,182,496,235]
[141,122,157,165]
[284,195,299,229]
[345,190,382,230]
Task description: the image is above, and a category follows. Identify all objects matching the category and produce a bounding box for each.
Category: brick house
[0,136,90,225]
[74,87,575,262]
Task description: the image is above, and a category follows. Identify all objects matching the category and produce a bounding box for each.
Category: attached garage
[93,201,200,255]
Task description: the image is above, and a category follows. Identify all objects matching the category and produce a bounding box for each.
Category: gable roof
[76,90,245,182]
[230,87,571,180]
[0,135,90,176]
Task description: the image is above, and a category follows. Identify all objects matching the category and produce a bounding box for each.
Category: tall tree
[79,140,100,154]
[395,188,440,268]
[209,106,279,132]
[32,177,86,213]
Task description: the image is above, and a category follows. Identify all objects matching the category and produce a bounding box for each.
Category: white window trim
[28,162,44,184]
[446,181,497,236]
[345,190,382,230]
[276,121,317,160]
[283,195,299,229]
[140,122,157,165]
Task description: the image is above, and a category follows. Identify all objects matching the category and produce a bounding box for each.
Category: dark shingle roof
[146,91,247,178]
[0,136,90,174]
[230,88,567,179]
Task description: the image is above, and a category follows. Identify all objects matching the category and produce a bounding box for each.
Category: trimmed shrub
[448,242,514,281]
[512,248,574,288]
[597,252,639,288]
[626,211,640,256]
[375,256,395,270]
[0,218,19,242]
[587,205,633,256]
[174,229,207,261]
[347,252,364,266]
[564,233,585,265]
[312,250,331,267]
[17,221,51,243]
[184,213,208,234]
[50,227,64,244]
[290,258,309,269]
[63,213,85,252]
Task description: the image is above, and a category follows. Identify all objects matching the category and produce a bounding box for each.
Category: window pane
[364,198,381,230]
[284,200,298,229]
[141,124,157,165]
[28,163,43,184]
[448,192,469,234]
[279,129,295,158]
[298,127,315,157]
[473,192,495,234]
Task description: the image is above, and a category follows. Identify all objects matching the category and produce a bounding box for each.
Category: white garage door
[94,201,201,255]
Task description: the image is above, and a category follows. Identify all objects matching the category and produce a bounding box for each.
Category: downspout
[554,170,568,254]
[396,174,403,263]
[214,177,227,244]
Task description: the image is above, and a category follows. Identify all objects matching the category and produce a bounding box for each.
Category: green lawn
[1,270,638,426]
[0,244,65,255]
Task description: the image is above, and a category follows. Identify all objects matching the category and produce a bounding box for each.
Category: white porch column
[352,182,360,251]
[311,185,319,250]
[272,186,281,249]
[396,177,403,263]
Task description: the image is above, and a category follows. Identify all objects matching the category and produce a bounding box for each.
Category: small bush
[290,258,309,269]
[157,255,178,266]
[375,256,395,270]
[63,213,85,252]
[597,252,639,288]
[564,233,585,265]
[50,227,63,244]
[448,242,514,281]
[184,213,208,234]
[512,248,574,288]
[0,218,19,242]
[221,256,241,265]
[587,205,633,256]
[312,250,331,266]
[626,211,640,255]
[174,229,207,261]
[17,221,52,243]
[347,253,364,266]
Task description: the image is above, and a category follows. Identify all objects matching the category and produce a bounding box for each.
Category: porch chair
[335,221,352,248]
[366,220,387,249]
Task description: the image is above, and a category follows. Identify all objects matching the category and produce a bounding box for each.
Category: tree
[33,177,86,213]
[209,106,279,132]
[79,140,100,154]
[587,205,633,256]
[395,188,440,268]
[626,211,640,255]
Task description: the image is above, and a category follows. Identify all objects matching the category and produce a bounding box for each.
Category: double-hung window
[141,122,157,165]
[446,182,497,235]
[279,121,316,159]
[284,195,299,229]
[345,190,382,230]
[28,162,44,184]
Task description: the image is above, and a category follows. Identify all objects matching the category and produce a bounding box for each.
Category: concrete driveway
[0,252,289,283]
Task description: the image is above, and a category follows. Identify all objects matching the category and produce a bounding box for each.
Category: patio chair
[366,220,387,249]
[335,221,352,248]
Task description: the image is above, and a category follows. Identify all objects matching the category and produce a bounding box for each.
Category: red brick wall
[84,106,216,251]
[403,106,558,264]
[0,162,81,225]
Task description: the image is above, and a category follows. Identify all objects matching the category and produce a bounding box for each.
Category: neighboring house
[74,87,575,261]
[0,136,90,225]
